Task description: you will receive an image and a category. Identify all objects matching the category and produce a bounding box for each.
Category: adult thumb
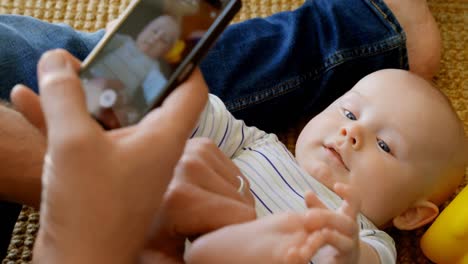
[37,49,96,141]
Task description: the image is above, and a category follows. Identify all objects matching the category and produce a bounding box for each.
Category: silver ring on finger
[237,176,246,196]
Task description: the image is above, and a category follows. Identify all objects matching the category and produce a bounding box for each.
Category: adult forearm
[33,229,140,264]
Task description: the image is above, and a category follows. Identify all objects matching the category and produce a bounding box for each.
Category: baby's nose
[340,125,363,149]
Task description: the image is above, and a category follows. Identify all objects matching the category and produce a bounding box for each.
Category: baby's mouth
[323,145,350,171]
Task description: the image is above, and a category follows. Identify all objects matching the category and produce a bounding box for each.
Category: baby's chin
[301,159,340,191]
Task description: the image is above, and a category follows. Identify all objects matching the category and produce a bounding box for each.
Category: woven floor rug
[1,0,466,263]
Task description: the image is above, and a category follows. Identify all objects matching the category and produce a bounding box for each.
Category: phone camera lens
[100,89,118,108]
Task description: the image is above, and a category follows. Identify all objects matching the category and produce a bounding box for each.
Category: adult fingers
[11,84,46,135]
[182,138,253,203]
[184,138,240,184]
[193,139,253,204]
[208,140,250,190]
[107,125,137,140]
[174,153,246,202]
[37,49,98,142]
[128,68,208,157]
[162,183,256,235]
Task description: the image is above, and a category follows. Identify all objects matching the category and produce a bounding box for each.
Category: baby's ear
[392,200,439,230]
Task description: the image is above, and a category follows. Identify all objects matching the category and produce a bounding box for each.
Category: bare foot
[186,212,324,264]
[384,0,442,79]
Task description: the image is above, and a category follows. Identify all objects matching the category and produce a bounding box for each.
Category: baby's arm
[186,208,324,264]
[358,229,396,264]
[185,184,366,264]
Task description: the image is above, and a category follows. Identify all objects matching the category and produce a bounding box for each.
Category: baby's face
[295,70,462,226]
[136,15,180,60]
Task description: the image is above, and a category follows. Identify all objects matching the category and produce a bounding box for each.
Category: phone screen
[80,0,239,129]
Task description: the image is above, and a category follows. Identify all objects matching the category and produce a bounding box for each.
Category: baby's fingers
[284,232,324,264]
[304,191,327,209]
[320,228,355,254]
[304,209,356,237]
[334,183,361,219]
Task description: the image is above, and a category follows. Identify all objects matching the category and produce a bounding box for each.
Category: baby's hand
[304,183,361,264]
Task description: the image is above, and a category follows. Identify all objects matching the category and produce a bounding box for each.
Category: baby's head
[295,69,467,229]
[136,15,180,60]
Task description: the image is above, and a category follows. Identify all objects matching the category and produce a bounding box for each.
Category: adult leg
[384,0,441,79]
[201,0,439,132]
[0,15,104,99]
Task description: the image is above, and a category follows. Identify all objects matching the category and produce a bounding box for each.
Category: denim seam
[365,0,410,70]
[226,35,406,112]
[368,0,397,32]
[321,34,405,72]
[366,0,408,40]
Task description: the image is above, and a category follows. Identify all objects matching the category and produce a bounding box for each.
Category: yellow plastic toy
[421,186,468,264]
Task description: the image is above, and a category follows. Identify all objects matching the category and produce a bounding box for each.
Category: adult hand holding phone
[29,49,208,264]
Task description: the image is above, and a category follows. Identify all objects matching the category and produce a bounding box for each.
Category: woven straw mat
[1,0,466,263]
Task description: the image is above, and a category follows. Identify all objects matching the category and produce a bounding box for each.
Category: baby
[177,69,467,263]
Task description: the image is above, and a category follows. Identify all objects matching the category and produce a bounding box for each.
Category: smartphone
[80,0,241,129]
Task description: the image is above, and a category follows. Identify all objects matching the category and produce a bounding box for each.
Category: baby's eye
[377,139,391,153]
[344,110,357,120]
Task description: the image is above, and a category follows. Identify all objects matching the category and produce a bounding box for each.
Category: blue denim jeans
[0,0,407,258]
